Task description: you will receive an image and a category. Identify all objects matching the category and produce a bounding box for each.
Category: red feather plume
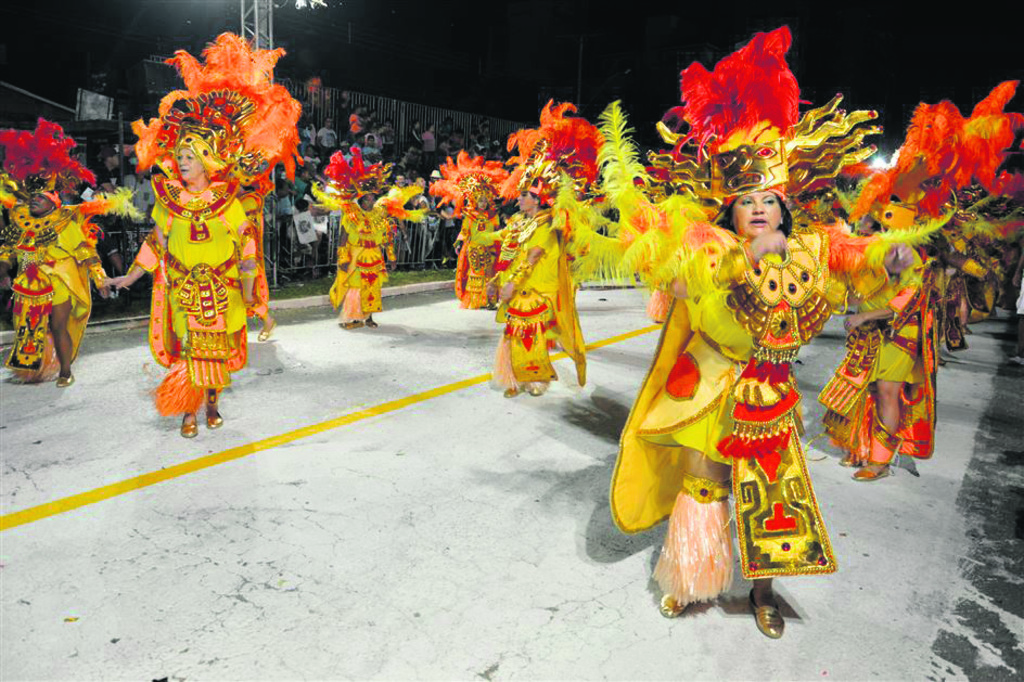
[677,26,800,159]
[0,118,95,191]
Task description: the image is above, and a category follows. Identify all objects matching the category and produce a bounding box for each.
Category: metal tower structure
[240,0,273,50]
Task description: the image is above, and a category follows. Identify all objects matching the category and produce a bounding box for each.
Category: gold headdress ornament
[646,27,881,215]
[132,33,302,193]
[500,101,604,203]
[430,150,509,216]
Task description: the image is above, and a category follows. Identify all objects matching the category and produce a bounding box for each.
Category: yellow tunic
[329,201,396,317]
[135,177,253,390]
[1,204,106,375]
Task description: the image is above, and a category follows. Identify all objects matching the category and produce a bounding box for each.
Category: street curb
[0,280,455,346]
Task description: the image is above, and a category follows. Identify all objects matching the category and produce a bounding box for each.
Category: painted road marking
[1,325,660,531]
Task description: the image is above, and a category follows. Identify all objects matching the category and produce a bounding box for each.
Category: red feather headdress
[430,151,509,216]
[321,148,393,199]
[500,100,604,202]
[852,80,1024,224]
[132,33,302,193]
[648,26,879,210]
[0,119,95,200]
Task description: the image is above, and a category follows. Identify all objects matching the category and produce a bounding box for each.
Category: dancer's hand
[499,281,515,303]
[884,244,914,276]
[844,313,868,333]
[749,230,788,262]
[105,276,127,289]
[98,285,112,299]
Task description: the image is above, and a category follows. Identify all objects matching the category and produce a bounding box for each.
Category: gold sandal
[205,392,223,429]
[180,417,199,439]
[749,590,784,639]
[659,595,685,619]
[853,462,892,481]
[55,373,75,388]
[257,317,276,342]
[503,388,519,398]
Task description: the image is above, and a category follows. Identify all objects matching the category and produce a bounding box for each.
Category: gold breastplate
[728,230,832,355]
[5,205,72,260]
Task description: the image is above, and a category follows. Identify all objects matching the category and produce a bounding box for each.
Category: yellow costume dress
[133,177,255,414]
[487,100,600,394]
[821,79,1024,476]
[328,198,399,321]
[1,204,107,380]
[314,148,425,325]
[589,29,899,625]
[455,208,499,309]
[821,259,938,468]
[0,118,137,383]
[429,151,509,310]
[128,33,301,421]
[491,208,585,390]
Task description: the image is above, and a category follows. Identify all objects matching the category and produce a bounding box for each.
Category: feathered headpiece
[132,33,302,193]
[648,26,880,212]
[321,148,393,199]
[852,81,1024,232]
[500,100,604,202]
[0,119,95,203]
[430,151,509,215]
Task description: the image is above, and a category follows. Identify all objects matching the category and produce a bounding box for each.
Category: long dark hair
[716,197,793,237]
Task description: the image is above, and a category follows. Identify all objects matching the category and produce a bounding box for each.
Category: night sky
[1,0,1021,156]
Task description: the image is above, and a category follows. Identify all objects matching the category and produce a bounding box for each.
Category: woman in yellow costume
[0,119,137,386]
[821,80,1024,480]
[595,27,915,638]
[108,33,301,438]
[429,150,508,310]
[314,148,426,329]
[484,101,594,398]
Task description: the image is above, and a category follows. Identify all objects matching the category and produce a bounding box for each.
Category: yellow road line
[1,324,660,532]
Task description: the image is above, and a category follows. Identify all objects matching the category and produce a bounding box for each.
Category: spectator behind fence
[410,119,423,147]
[90,145,125,276]
[381,120,396,160]
[317,117,338,154]
[421,123,437,174]
[299,116,317,157]
[349,106,366,140]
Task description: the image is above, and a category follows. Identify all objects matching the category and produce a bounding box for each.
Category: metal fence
[281,79,527,160]
[261,194,463,288]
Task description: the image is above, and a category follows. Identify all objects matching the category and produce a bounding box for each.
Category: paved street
[1,288,1021,681]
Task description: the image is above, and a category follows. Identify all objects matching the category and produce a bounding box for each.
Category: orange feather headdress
[132,33,302,193]
[429,151,509,216]
[500,100,604,203]
[649,26,880,213]
[0,119,95,202]
[321,148,393,200]
[852,81,1024,229]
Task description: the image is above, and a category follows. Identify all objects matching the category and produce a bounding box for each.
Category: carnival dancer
[108,33,302,438]
[429,151,508,309]
[484,101,597,398]
[821,80,1024,480]
[593,27,915,638]
[0,119,138,386]
[313,148,426,329]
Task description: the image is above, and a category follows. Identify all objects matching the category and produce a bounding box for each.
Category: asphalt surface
[1,288,1021,680]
